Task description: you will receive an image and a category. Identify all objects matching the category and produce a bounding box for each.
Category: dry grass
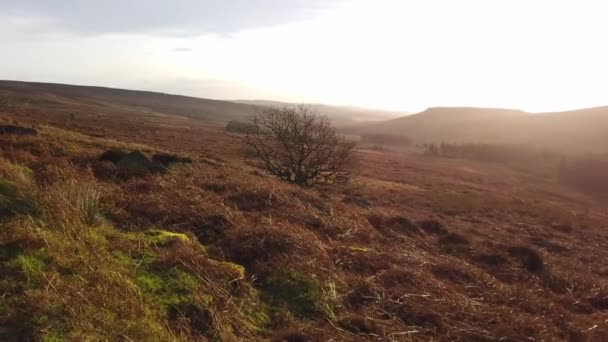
[1,94,608,341]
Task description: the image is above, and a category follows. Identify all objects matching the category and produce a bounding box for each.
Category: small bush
[42,179,105,229]
[244,106,355,187]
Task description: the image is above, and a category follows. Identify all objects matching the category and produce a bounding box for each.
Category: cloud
[0,0,345,36]
[174,47,193,52]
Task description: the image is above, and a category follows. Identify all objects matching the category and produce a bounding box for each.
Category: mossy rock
[144,229,190,246]
[143,228,206,254]
[222,262,246,279]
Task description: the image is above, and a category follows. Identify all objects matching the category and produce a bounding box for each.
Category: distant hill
[0,80,255,124]
[0,81,400,126]
[235,100,406,123]
[349,106,608,154]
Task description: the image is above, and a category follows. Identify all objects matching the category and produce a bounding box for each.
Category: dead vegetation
[1,98,608,341]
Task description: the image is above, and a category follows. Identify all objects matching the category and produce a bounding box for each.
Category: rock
[0,125,37,136]
[98,149,127,164]
[116,150,160,175]
[151,153,192,167]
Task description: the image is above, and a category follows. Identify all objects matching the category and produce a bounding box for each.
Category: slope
[0,92,608,340]
[353,106,608,154]
[0,80,255,124]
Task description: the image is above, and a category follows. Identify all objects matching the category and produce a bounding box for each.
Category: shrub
[244,105,356,187]
[42,179,104,228]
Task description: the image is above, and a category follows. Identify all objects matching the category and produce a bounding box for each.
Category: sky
[1,0,607,112]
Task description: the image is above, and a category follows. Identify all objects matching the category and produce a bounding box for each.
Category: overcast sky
[1,0,607,112]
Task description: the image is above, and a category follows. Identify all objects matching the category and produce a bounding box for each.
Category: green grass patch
[7,251,50,286]
[265,270,330,319]
[136,265,200,309]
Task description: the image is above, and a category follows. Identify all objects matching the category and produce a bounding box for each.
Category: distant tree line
[360,133,411,146]
[225,120,255,134]
[423,142,560,164]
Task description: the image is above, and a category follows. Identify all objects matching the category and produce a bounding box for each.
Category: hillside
[352,106,608,154]
[0,81,394,126]
[0,80,256,124]
[0,85,608,340]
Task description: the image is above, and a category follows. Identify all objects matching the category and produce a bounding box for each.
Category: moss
[86,228,108,245]
[235,286,270,331]
[145,228,190,246]
[7,251,50,286]
[111,251,134,267]
[265,270,329,319]
[222,261,246,279]
[43,333,66,342]
[143,228,206,253]
[136,266,200,310]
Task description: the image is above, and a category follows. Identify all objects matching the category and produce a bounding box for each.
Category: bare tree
[245,105,356,187]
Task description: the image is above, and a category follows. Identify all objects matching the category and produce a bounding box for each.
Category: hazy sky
[1,0,607,112]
